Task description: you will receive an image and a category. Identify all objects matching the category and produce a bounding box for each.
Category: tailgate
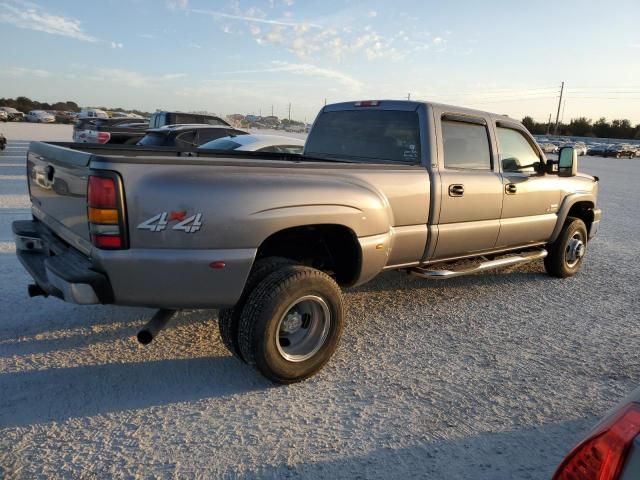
[27,142,94,254]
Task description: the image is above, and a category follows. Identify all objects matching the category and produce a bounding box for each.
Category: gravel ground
[0,132,638,479]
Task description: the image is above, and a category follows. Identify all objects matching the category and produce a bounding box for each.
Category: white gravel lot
[0,128,638,479]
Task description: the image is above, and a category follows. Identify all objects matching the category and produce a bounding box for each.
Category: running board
[409,249,548,280]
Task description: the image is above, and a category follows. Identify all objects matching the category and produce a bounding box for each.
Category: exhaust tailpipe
[137,309,176,345]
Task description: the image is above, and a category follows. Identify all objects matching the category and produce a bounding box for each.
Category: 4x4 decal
[137,211,203,233]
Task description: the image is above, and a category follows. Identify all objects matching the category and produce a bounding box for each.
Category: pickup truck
[13,100,602,384]
[73,117,149,145]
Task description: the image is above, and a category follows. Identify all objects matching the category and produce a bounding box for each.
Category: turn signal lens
[88,207,118,224]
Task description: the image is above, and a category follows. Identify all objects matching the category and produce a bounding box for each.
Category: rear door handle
[448,184,464,197]
[505,183,517,194]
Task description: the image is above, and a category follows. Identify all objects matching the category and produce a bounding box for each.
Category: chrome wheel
[276,295,331,362]
[565,233,585,268]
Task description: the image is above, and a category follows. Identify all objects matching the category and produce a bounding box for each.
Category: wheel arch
[549,193,596,243]
[255,224,363,287]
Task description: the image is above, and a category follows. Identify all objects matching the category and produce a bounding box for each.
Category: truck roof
[323,99,513,122]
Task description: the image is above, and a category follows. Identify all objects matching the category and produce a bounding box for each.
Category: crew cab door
[494,123,561,248]
[432,114,503,260]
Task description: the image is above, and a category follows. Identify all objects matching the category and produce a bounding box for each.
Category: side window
[175,131,196,148]
[441,120,492,170]
[496,127,541,174]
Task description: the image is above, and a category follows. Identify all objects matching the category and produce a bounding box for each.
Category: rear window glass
[198,138,242,150]
[304,110,421,163]
[138,133,167,146]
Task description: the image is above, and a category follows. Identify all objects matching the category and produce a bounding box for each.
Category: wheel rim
[565,232,586,268]
[276,295,331,363]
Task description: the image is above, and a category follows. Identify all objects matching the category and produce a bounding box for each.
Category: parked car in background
[79,108,109,119]
[538,142,558,154]
[73,117,149,144]
[110,111,145,119]
[198,134,304,153]
[0,107,25,121]
[605,144,636,158]
[26,110,55,123]
[553,385,640,480]
[137,124,247,148]
[587,144,609,156]
[573,142,588,156]
[148,111,230,129]
[0,110,7,122]
[54,111,78,124]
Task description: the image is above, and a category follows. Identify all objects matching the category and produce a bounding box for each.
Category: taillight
[96,131,111,144]
[554,404,640,480]
[87,175,125,249]
[354,100,380,107]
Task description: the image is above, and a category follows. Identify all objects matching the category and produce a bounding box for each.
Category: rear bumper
[13,220,113,304]
[13,219,256,309]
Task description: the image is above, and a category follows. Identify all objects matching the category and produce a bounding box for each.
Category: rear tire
[544,216,588,278]
[237,265,344,384]
[218,257,294,361]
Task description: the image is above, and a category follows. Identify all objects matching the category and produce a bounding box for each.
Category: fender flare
[548,192,596,243]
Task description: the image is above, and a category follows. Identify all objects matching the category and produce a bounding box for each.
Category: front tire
[237,265,344,384]
[544,217,588,278]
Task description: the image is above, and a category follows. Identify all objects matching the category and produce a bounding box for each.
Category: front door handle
[505,183,517,194]
[449,184,464,197]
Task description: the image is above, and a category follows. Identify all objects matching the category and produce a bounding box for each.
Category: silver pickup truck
[13,100,601,383]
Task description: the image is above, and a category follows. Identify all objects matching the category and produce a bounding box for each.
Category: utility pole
[546,113,552,135]
[271,105,273,117]
[407,93,411,100]
[561,99,566,124]
[324,98,327,106]
[553,81,564,135]
[288,103,291,121]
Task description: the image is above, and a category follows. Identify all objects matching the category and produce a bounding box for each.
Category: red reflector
[96,131,111,144]
[91,234,122,249]
[209,261,226,269]
[355,100,380,107]
[554,404,640,480]
[88,176,117,208]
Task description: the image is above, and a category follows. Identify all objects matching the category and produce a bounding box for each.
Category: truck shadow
[0,309,218,358]
[0,354,271,429]
[218,417,595,480]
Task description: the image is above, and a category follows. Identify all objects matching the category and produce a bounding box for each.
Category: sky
[1,0,640,123]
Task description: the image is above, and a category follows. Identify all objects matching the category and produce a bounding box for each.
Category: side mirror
[558,147,578,177]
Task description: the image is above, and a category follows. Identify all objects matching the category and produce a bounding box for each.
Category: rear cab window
[138,132,167,146]
[441,118,492,170]
[304,109,421,164]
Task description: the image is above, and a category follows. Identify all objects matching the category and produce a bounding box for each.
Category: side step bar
[409,249,548,280]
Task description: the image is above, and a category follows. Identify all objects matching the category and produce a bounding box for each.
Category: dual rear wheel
[218,258,344,384]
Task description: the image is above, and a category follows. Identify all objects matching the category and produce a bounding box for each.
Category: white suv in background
[26,110,55,123]
[79,108,109,119]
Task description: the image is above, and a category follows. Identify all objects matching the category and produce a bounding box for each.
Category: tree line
[522,116,640,140]
[0,96,149,117]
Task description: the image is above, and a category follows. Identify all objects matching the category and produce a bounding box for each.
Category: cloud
[368,10,377,18]
[138,33,155,39]
[187,42,202,48]
[3,65,51,78]
[0,0,97,42]
[215,61,362,91]
[110,41,123,49]
[190,7,321,28]
[92,68,186,88]
[166,0,188,9]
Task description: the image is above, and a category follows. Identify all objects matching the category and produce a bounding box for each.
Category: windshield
[198,138,242,150]
[304,110,421,164]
